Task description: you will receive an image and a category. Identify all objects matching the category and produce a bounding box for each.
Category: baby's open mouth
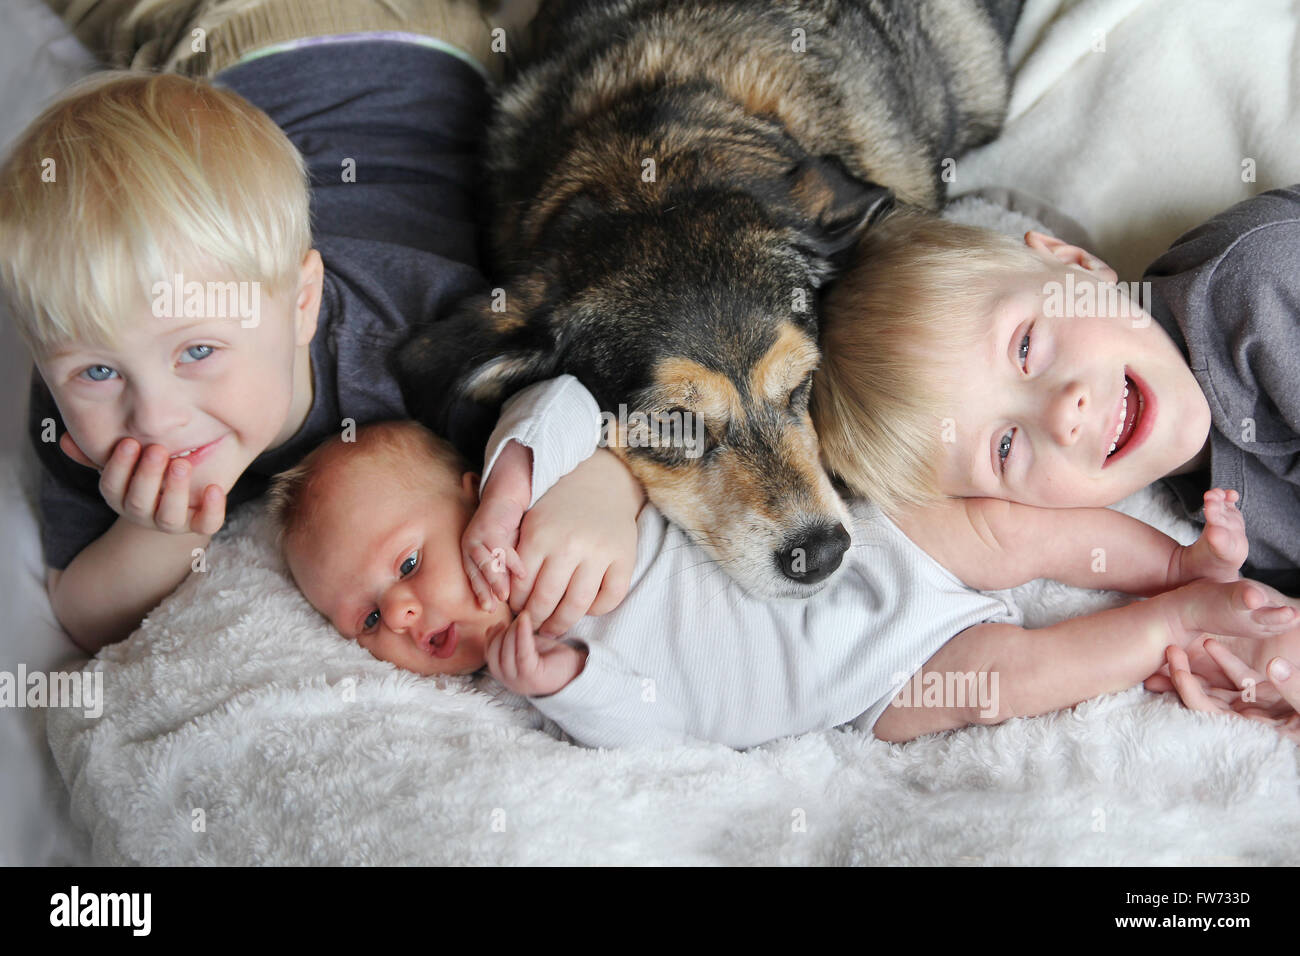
[424,623,458,659]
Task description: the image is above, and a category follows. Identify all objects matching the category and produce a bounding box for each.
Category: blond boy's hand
[462,439,530,611]
[485,610,586,697]
[64,433,226,536]
[1145,577,1298,695]
[1173,488,1247,585]
[1155,577,1297,654]
[1155,642,1300,744]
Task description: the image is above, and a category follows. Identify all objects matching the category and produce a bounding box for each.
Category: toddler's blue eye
[181,345,214,362]
[82,365,117,382]
[997,429,1014,470]
[1018,329,1031,369]
[400,551,419,576]
[363,609,381,631]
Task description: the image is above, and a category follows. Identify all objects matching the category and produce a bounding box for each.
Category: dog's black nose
[775,522,851,585]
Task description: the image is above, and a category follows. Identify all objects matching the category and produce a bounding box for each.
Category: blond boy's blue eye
[82,364,117,382]
[363,609,380,630]
[180,345,214,363]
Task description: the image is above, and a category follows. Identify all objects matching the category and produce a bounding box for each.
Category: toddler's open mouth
[1103,369,1153,468]
[167,434,224,465]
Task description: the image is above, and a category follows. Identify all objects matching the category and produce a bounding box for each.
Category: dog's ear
[394,285,560,466]
[783,155,894,269]
[540,192,605,249]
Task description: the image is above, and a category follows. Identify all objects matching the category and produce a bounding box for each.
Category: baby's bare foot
[1179,489,1247,583]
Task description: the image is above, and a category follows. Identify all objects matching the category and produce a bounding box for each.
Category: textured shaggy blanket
[44,194,1300,865]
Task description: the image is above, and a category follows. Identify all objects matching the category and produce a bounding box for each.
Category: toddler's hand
[485,610,587,697]
[77,435,226,536]
[509,448,639,637]
[1156,577,1297,652]
[462,441,530,611]
[1153,642,1300,744]
[461,506,527,612]
[1174,488,1246,584]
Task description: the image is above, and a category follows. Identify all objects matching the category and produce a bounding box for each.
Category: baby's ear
[1024,230,1118,283]
[461,470,481,503]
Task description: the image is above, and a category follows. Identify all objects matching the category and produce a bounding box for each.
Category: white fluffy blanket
[45,486,1300,865]
[42,0,1300,864]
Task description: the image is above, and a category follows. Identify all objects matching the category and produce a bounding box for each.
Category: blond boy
[1,2,638,651]
[811,197,1300,706]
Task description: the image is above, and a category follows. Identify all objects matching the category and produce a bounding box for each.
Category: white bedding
[12,0,1300,865]
[0,0,96,866]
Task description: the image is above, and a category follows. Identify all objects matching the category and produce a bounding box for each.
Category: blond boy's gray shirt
[1145,185,1300,596]
[476,376,1023,751]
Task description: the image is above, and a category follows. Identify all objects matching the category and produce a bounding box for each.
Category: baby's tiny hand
[1176,488,1246,584]
[485,610,586,697]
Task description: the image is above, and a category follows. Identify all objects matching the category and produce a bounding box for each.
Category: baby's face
[933,233,1212,508]
[285,447,513,676]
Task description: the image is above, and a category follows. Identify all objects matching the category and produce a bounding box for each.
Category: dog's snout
[774,522,850,585]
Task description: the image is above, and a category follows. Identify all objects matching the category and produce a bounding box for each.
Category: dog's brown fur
[399,0,1022,597]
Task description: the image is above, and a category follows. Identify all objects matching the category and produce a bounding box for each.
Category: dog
[398,0,1023,598]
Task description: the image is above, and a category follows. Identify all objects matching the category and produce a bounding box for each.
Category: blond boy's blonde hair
[0,70,311,357]
[811,210,1046,516]
[267,420,471,553]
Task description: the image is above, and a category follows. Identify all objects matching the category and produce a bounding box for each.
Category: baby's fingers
[513,609,539,675]
[495,614,523,684]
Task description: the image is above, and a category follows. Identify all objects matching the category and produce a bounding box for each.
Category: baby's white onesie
[476,376,1022,750]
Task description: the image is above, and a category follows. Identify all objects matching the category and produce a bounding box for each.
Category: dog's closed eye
[789,373,814,410]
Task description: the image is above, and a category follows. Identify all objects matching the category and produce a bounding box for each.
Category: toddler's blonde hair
[811,210,1046,516]
[0,70,311,357]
